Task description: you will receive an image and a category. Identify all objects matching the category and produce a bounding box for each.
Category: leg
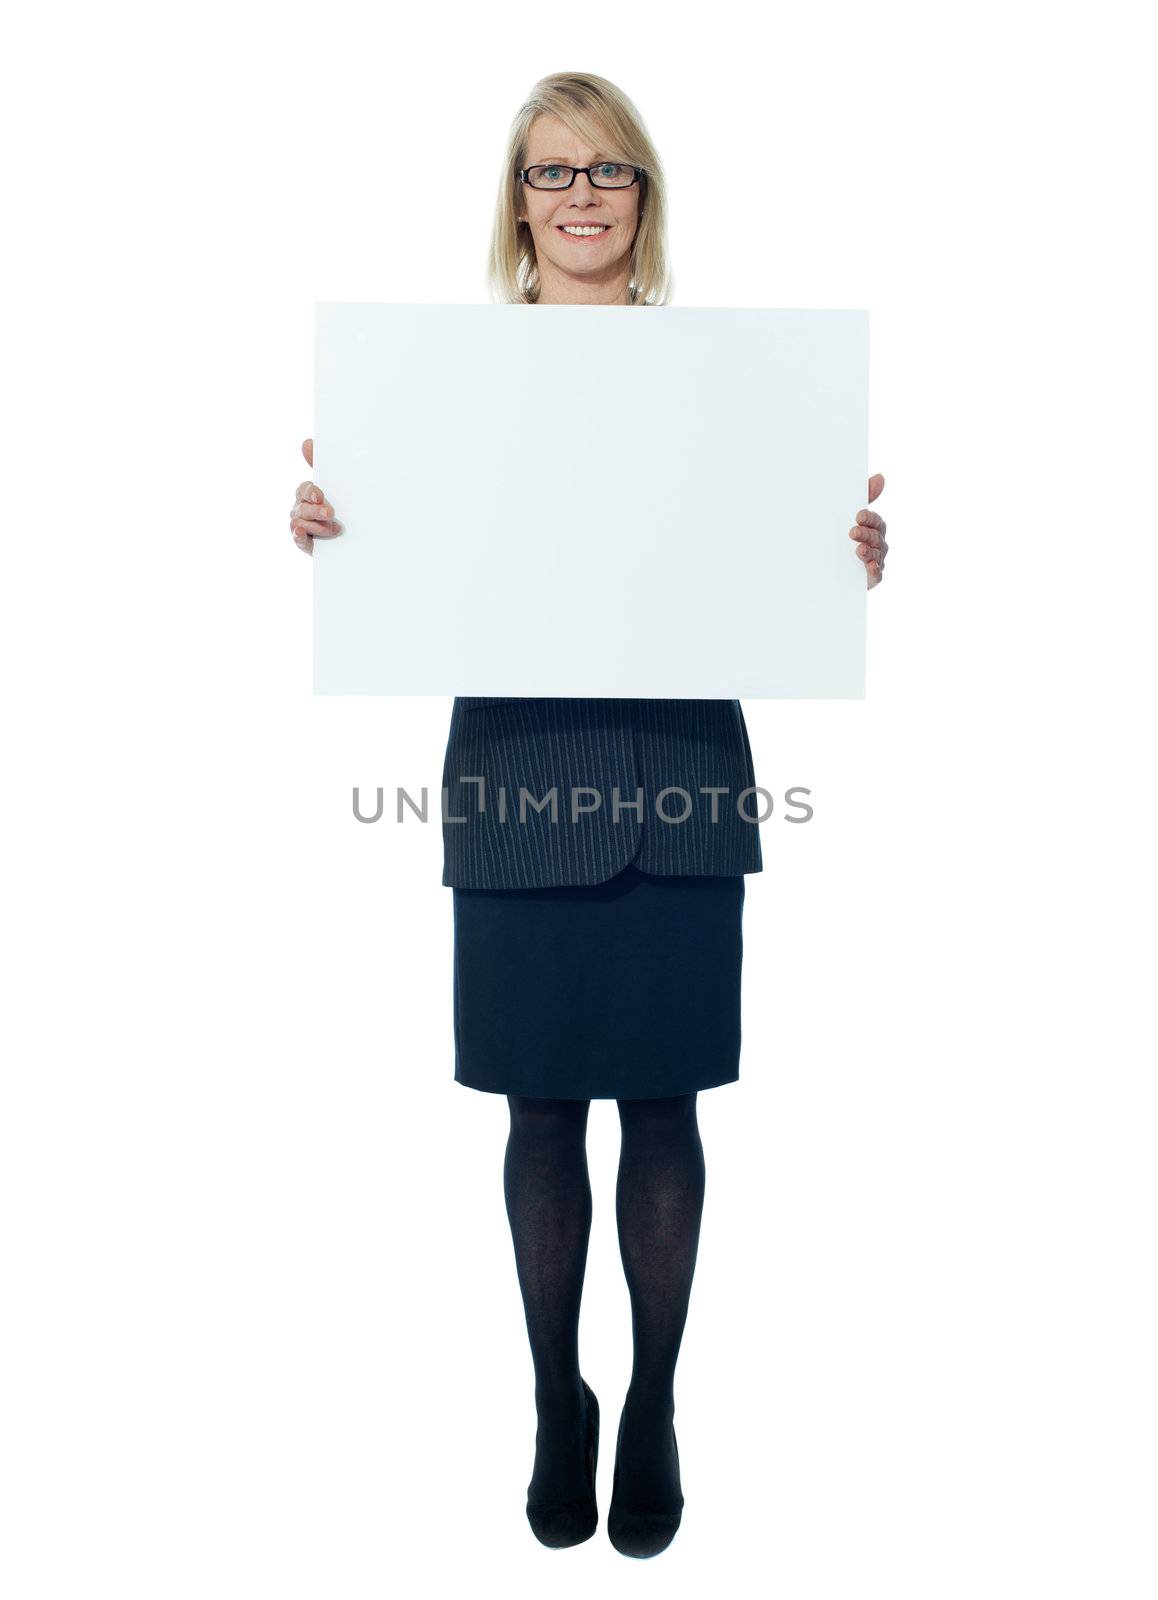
[504,1093,598,1545]
[610,1090,705,1554]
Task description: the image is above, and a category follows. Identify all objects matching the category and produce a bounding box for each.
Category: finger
[291,513,342,539]
[867,472,885,502]
[292,527,314,556]
[855,510,886,533]
[292,494,334,521]
[852,533,886,570]
[303,439,314,468]
[866,557,882,587]
[295,480,325,506]
[849,524,884,551]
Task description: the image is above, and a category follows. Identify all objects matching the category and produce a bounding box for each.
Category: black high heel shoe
[525,1378,600,1548]
[607,1403,684,1559]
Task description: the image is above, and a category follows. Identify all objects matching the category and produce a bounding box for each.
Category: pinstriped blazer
[440,697,764,889]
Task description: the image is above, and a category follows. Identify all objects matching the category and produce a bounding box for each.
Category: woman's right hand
[290,439,342,556]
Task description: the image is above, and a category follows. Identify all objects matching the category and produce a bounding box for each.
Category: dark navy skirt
[451,863,745,1100]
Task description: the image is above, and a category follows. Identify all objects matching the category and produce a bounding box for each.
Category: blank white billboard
[313,303,868,697]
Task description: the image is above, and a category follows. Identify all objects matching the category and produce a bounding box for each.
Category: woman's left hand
[850,473,888,588]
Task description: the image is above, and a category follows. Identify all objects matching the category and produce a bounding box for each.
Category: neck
[536,259,632,306]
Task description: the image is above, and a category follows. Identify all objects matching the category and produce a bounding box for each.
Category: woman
[289,72,888,1559]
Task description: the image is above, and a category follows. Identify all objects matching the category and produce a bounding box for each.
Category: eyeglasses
[518,162,644,190]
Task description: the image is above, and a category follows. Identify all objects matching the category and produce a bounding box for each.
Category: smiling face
[517,111,641,304]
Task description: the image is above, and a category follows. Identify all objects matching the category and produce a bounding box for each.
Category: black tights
[503,1091,705,1509]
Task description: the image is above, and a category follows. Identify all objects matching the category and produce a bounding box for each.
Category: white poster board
[313,304,868,697]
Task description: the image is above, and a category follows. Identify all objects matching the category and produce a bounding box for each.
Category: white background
[3,3,1154,1596]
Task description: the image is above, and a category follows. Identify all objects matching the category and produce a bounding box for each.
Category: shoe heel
[525,1378,600,1549]
[581,1377,600,1499]
[606,1405,684,1559]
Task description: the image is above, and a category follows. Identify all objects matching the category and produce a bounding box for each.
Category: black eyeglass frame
[518,162,645,190]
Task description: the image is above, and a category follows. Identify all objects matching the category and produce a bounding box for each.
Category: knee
[507,1093,591,1138]
[617,1091,700,1135]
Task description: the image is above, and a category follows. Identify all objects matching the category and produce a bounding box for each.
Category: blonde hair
[488,71,672,306]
